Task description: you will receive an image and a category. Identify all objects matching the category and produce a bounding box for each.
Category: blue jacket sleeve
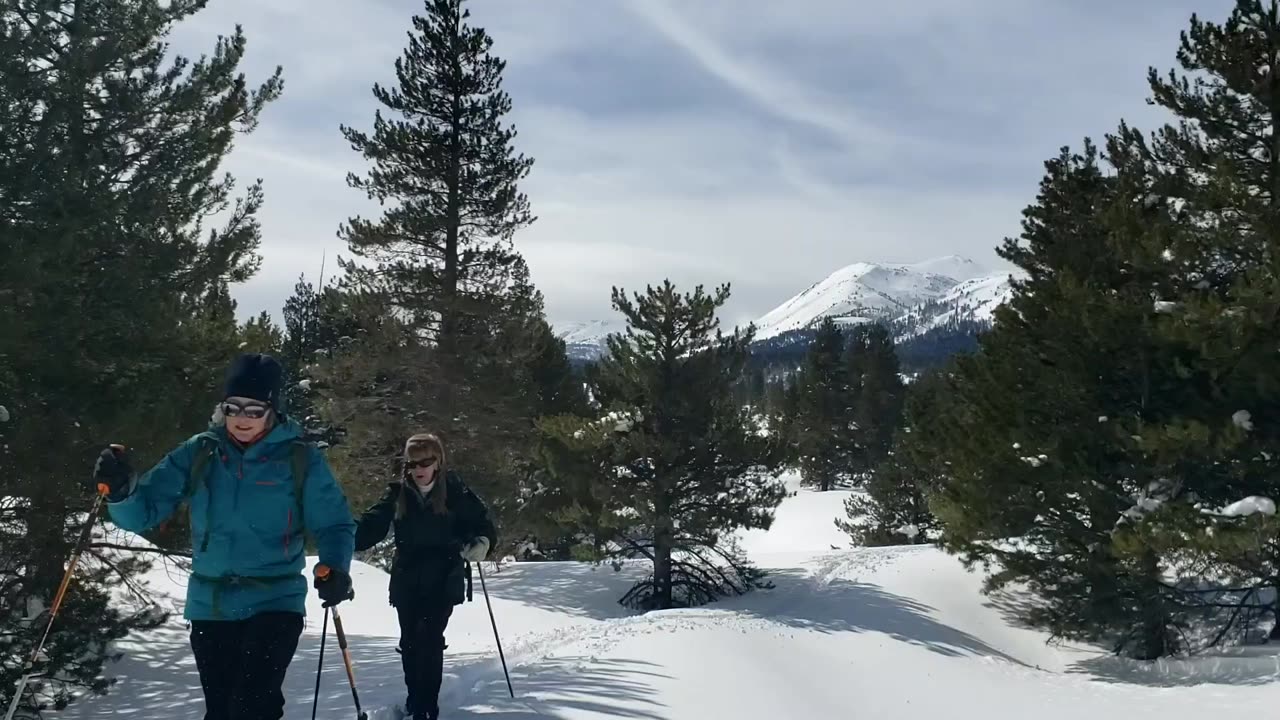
[302,446,356,575]
[105,438,196,533]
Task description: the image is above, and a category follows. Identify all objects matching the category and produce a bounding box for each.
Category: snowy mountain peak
[556,319,628,361]
[751,256,992,341]
[553,256,1016,359]
[905,255,988,281]
[557,319,626,345]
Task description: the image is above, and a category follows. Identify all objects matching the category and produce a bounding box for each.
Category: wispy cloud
[164,0,1238,328]
[621,0,874,145]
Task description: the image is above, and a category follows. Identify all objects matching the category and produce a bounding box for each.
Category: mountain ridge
[555,256,1019,361]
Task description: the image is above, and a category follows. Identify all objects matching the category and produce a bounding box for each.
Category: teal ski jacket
[107,418,356,621]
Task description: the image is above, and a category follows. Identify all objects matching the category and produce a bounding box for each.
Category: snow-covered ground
[55,472,1280,719]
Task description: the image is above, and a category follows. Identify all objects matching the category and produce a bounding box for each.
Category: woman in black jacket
[354,433,496,720]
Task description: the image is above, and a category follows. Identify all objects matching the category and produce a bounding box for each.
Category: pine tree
[337,0,534,353]
[791,318,852,491]
[0,0,280,710]
[280,275,363,445]
[523,316,589,418]
[747,366,767,408]
[838,369,944,547]
[538,282,787,610]
[315,259,562,552]
[838,450,931,546]
[240,311,285,355]
[918,142,1191,659]
[763,378,787,418]
[845,323,905,473]
[1100,0,1280,641]
[328,0,546,543]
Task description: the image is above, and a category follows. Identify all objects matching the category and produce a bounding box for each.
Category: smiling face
[222,396,272,445]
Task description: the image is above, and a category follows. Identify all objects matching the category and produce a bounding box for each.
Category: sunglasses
[221,401,270,419]
[405,457,439,470]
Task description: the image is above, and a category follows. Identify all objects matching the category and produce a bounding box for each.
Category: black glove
[314,566,354,607]
[92,445,133,500]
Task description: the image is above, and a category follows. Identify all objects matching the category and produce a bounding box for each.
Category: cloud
[161,0,1238,329]
[620,0,876,144]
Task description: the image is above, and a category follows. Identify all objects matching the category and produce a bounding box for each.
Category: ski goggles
[405,456,439,470]
[221,401,271,419]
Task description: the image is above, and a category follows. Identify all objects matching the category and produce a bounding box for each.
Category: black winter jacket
[354,471,497,607]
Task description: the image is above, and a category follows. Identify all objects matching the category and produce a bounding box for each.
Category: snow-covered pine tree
[0,0,280,710]
[791,318,853,491]
[538,282,787,610]
[1100,0,1280,642]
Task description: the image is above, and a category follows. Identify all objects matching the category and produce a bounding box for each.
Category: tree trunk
[652,534,673,610]
[1269,583,1280,641]
[1134,549,1171,660]
[652,484,674,610]
[441,1,462,349]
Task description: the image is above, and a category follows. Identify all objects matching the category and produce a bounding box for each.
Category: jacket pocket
[240,473,298,568]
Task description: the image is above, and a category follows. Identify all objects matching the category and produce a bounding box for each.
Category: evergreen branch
[85,550,158,605]
[677,544,745,595]
[86,542,191,559]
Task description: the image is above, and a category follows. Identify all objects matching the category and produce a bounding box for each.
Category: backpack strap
[184,436,219,553]
[182,437,312,551]
[288,440,310,536]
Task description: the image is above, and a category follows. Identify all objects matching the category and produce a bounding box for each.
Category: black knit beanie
[223,353,285,413]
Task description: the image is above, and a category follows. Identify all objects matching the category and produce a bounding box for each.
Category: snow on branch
[1217,496,1276,518]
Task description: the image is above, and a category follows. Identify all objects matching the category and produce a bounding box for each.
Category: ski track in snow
[47,476,1280,719]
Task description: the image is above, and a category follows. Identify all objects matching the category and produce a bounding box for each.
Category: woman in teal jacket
[92,353,356,720]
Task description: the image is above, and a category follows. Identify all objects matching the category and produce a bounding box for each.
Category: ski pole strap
[191,572,300,619]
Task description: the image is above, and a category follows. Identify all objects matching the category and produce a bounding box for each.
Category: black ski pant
[397,601,454,719]
[190,610,304,720]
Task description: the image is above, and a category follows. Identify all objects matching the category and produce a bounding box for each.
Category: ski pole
[476,562,514,698]
[315,565,368,720]
[4,448,117,720]
[311,606,329,720]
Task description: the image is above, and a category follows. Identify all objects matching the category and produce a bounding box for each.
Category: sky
[167,0,1235,330]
